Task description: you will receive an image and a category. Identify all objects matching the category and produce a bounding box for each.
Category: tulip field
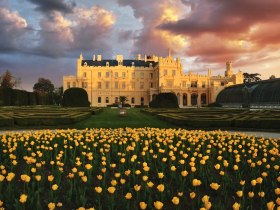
[0,128,279,210]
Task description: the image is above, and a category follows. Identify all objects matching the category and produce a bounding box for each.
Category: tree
[53,86,63,105]
[269,75,276,80]
[119,96,127,107]
[149,93,179,108]
[0,70,20,89]
[243,73,261,83]
[33,78,54,93]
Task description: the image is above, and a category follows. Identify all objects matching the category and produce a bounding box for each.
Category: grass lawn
[72,108,177,129]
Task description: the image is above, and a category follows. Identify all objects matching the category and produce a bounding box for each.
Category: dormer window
[84,62,87,67]
[132,62,135,67]
[106,62,109,67]
[149,63,153,67]
[118,61,123,66]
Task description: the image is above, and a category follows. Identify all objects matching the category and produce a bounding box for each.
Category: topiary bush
[61,88,90,107]
[149,92,179,108]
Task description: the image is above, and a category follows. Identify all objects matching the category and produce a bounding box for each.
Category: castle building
[63,52,244,107]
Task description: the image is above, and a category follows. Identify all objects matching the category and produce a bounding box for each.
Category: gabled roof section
[81,59,158,68]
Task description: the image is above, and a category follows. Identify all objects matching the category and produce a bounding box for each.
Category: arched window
[191,93,198,106]
[183,94,188,106]
[131,97,135,104]
[201,94,207,105]
[141,97,144,106]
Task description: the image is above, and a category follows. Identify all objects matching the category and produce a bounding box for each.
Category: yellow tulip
[107,186,116,194]
[201,195,210,203]
[81,176,87,183]
[35,175,41,182]
[6,172,15,182]
[190,192,196,199]
[111,180,117,186]
[19,194,28,203]
[85,164,92,170]
[48,175,54,182]
[232,202,240,210]
[134,184,141,191]
[48,202,55,210]
[120,178,126,184]
[172,196,179,205]
[239,180,245,186]
[266,201,275,210]
[154,201,164,210]
[95,187,102,193]
[192,179,202,186]
[256,177,263,184]
[210,183,220,190]
[251,180,257,186]
[236,191,243,198]
[275,188,280,195]
[147,181,154,188]
[139,202,147,209]
[204,201,212,210]
[258,191,265,197]
[158,172,164,179]
[248,191,254,198]
[181,170,188,177]
[157,184,165,192]
[125,192,132,200]
[52,184,58,191]
[0,175,5,182]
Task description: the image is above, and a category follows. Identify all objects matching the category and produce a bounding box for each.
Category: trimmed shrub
[207,102,222,107]
[62,88,90,107]
[149,92,179,108]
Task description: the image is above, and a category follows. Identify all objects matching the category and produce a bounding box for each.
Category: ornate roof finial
[168,48,171,57]
[79,52,83,60]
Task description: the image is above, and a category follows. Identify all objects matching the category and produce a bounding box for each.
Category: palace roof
[81,60,158,68]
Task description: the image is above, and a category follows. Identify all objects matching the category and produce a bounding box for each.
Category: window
[115,97,119,103]
[150,82,153,88]
[73,82,76,87]
[82,82,87,88]
[166,80,173,87]
[106,97,109,103]
[83,72,87,77]
[191,81,197,88]
[106,71,110,78]
[114,82,118,89]
[122,72,126,78]
[150,73,153,79]
[182,81,186,88]
[140,82,144,89]
[131,97,135,104]
[122,82,126,89]
[98,72,101,78]
[98,82,101,89]
[67,82,70,89]
[140,72,144,79]
[131,72,135,79]
[172,70,176,76]
[98,97,101,103]
[202,82,206,88]
[105,82,110,89]
[115,72,118,78]
[131,82,135,89]
[221,81,225,86]
[164,70,168,76]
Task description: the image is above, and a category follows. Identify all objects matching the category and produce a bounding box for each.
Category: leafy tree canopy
[269,75,276,80]
[243,73,261,83]
[0,70,20,90]
[33,78,54,93]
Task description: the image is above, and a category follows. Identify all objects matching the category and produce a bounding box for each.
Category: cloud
[34,6,116,58]
[116,0,190,56]
[27,0,76,13]
[157,0,280,64]
[0,8,28,52]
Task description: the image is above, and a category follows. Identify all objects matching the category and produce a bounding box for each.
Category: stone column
[187,93,191,106]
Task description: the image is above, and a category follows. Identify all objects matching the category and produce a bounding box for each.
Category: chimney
[137,54,141,60]
[97,55,102,61]
[93,55,96,61]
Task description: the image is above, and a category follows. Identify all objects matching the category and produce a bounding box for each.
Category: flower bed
[0,128,279,209]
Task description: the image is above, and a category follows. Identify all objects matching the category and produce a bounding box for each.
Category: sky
[0,0,280,91]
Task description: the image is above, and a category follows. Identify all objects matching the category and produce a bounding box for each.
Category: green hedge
[62,88,90,107]
[149,93,179,108]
